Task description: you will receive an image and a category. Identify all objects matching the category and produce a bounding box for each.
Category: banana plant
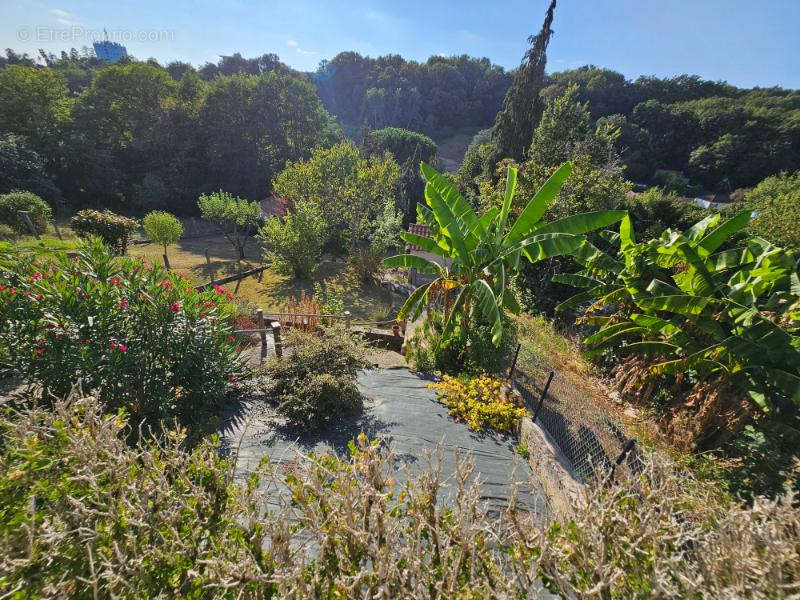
[556,211,800,413]
[383,162,626,345]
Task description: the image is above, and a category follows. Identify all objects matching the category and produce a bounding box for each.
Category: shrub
[428,373,527,433]
[364,127,437,165]
[405,311,518,375]
[257,325,371,429]
[0,237,241,434]
[142,210,183,268]
[71,209,139,254]
[528,451,800,598]
[3,392,798,598]
[258,199,327,278]
[0,190,52,235]
[0,392,273,597]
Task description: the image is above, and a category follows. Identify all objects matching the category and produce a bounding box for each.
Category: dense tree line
[540,66,800,190]
[313,52,513,135]
[0,51,338,214]
[1,44,798,217]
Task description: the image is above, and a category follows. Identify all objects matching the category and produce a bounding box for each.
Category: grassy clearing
[130,235,403,322]
[434,126,481,172]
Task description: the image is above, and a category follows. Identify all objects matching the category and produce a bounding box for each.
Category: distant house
[403,223,450,286]
[260,194,292,218]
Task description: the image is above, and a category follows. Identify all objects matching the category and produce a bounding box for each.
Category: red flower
[109,277,121,287]
[81,338,91,343]
[212,284,224,294]
[110,341,118,349]
[37,340,46,347]
[226,292,234,301]
[36,348,44,356]
[227,373,237,384]
[160,279,173,289]
[29,271,42,282]
[170,301,181,312]
[35,293,42,300]
[236,345,242,351]
[118,344,127,352]
[0,284,5,291]
[229,336,236,343]
[119,299,128,310]
[203,301,216,308]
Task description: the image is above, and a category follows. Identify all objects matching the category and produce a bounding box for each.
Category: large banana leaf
[634,294,720,316]
[399,231,451,259]
[384,254,442,275]
[472,279,503,345]
[396,281,432,321]
[697,210,751,255]
[532,210,628,236]
[504,162,573,247]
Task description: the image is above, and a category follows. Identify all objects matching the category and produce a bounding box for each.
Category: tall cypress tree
[492,0,557,161]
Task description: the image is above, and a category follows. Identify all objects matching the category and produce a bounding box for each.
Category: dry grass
[2,389,798,598]
[129,236,401,322]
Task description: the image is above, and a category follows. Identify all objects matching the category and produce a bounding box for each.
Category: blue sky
[2,0,799,88]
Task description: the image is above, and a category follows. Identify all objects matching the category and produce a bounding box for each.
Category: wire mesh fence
[509,347,643,482]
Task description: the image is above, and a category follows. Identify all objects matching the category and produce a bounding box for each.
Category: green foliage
[0,136,62,204]
[385,161,626,350]
[258,199,327,278]
[651,169,691,195]
[316,53,510,134]
[405,311,517,375]
[70,209,138,253]
[557,212,800,450]
[364,127,437,165]
[197,190,261,259]
[744,170,800,248]
[623,187,709,240]
[257,326,372,429]
[273,140,402,279]
[142,210,183,251]
[0,238,241,434]
[0,65,72,153]
[0,190,52,235]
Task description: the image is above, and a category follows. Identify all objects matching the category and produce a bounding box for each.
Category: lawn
[130,235,404,323]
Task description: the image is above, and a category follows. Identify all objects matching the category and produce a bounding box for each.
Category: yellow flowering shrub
[428,374,528,433]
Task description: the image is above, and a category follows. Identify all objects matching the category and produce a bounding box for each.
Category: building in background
[93,40,127,62]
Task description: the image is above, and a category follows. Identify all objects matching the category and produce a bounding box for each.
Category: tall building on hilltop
[93,40,127,62]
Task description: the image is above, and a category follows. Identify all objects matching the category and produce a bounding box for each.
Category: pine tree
[492,0,557,161]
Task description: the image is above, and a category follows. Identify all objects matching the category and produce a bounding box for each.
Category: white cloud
[286,39,316,56]
[48,8,81,26]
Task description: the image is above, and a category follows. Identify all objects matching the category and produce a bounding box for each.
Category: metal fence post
[531,371,555,424]
[344,310,351,330]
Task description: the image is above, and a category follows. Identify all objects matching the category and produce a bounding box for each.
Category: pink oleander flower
[109,277,121,287]
[170,301,180,312]
[118,344,127,352]
[119,299,128,310]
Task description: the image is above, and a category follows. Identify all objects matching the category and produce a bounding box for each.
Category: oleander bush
[428,373,527,433]
[2,390,799,598]
[0,237,241,434]
[71,209,139,254]
[256,325,372,429]
[0,190,52,235]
